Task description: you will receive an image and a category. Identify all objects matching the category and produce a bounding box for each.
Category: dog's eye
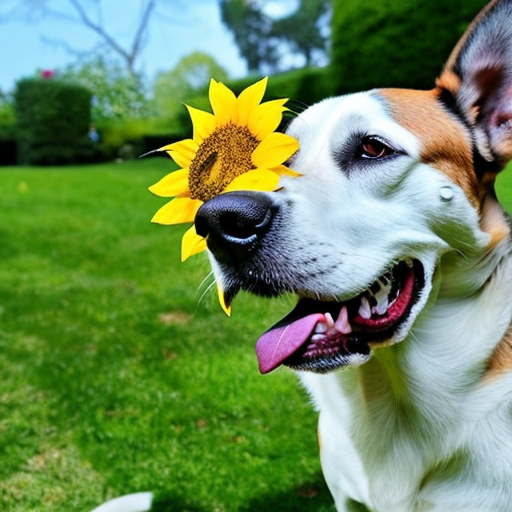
[360,136,394,159]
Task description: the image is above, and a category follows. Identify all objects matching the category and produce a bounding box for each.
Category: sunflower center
[188,122,259,202]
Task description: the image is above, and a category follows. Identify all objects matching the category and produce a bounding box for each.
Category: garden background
[0,1,502,511]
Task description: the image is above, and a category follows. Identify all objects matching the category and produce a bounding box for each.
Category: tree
[220,0,279,73]
[271,0,330,67]
[156,52,229,93]
[220,0,330,73]
[153,52,229,120]
[58,55,149,121]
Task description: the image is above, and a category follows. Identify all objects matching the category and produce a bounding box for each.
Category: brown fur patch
[435,70,461,98]
[484,323,512,380]
[379,88,479,207]
[479,192,511,249]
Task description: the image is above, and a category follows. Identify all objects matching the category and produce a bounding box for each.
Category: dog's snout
[195,191,276,264]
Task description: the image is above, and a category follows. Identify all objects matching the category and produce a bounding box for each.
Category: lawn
[1,158,512,512]
[0,158,335,512]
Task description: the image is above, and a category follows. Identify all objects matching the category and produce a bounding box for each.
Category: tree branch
[66,0,132,68]
[129,0,156,70]
[3,0,159,75]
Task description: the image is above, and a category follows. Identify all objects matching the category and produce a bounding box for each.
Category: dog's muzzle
[195,191,428,375]
[195,191,277,266]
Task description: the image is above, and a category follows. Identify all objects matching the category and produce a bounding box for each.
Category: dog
[194,1,512,510]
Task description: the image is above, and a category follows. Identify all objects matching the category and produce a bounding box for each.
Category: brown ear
[437,0,512,170]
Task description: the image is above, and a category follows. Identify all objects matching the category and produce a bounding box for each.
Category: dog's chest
[303,358,464,512]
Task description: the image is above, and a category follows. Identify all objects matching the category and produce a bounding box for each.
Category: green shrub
[14,78,102,165]
[0,93,16,166]
[0,91,15,138]
[331,0,488,94]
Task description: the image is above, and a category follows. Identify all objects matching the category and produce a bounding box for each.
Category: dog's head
[195,0,512,374]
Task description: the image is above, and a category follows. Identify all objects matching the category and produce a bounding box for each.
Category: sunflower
[149,77,300,314]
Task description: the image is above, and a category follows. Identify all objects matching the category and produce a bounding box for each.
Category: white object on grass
[89,492,153,512]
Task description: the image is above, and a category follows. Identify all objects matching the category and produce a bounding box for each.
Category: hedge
[0,138,16,166]
[331,0,488,94]
[14,78,104,165]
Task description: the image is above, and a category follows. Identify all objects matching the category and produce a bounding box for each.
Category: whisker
[286,99,310,116]
[197,271,217,307]
[197,270,215,292]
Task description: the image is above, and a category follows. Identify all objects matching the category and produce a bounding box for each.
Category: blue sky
[0,0,297,94]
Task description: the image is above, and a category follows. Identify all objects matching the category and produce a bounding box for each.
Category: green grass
[0,158,335,512]
[2,159,512,512]
[497,168,512,212]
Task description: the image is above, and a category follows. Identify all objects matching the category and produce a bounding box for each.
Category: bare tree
[0,0,157,75]
[65,0,156,73]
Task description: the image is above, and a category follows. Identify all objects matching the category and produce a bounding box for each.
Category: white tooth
[311,334,325,342]
[359,297,372,319]
[334,306,352,334]
[314,322,328,334]
[373,281,391,315]
[374,295,389,315]
[324,312,335,329]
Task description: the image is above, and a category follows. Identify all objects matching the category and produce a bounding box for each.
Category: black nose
[195,191,277,265]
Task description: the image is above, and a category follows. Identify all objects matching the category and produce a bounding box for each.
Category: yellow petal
[252,132,300,169]
[236,77,268,126]
[151,197,202,225]
[224,168,280,193]
[217,283,231,317]
[248,99,288,139]
[161,139,198,168]
[149,168,190,197]
[186,105,215,143]
[209,79,237,126]
[271,164,302,177]
[181,225,207,261]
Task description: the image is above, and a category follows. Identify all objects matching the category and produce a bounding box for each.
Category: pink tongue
[255,313,325,374]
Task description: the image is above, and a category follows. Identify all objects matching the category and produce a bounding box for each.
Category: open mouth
[256,260,425,374]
